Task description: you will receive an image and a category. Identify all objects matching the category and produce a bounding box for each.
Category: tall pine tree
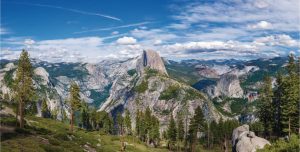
[167,114,177,150]
[281,54,300,136]
[124,109,132,135]
[14,50,35,128]
[68,82,81,132]
[257,76,274,137]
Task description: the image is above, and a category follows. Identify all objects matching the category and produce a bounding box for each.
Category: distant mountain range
[0,51,288,129]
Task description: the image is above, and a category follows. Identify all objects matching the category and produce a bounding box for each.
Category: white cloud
[248,21,273,29]
[172,0,299,32]
[254,34,298,47]
[116,36,137,45]
[167,23,190,30]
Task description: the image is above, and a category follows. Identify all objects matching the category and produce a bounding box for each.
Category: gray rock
[232,125,271,152]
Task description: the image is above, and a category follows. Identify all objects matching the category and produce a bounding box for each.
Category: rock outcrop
[137,50,168,76]
[232,124,271,152]
[204,73,244,98]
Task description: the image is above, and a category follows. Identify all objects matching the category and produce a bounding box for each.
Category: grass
[0,115,168,152]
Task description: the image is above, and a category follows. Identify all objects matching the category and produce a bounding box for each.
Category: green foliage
[1,115,167,152]
[4,69,14,88]
[135,107,160,147]
[258,134,300,152]
[80,101,89,129]
[165,62,199,85]
[116,112,124,135]
[69,82,81,111]
[167,114,177,142]
[14,50,35,128]
[249,121,264,137]
[124,109,132,135]
[257,76,274,136]
[184,88,204,100]
[41,98,50,118]
[145,68,160,79]
[159,84,180,100]
[177,115,185,142]
[134,80,149,93]
[279,54,300,135]
[127,69,137,76]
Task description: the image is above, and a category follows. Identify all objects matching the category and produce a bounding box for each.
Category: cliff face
[137,50,168,76]
[204,73,244,98]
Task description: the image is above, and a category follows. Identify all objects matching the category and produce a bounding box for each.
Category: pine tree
[41,98,49,118]
[80,101,89,129]
[187,106,205,152]
[273,72,284,135]
[68,82,81,132]
[117,112,124,135]
[103,113,113,134]
[149,115,160,147]
[257,76,273,137]
[124,109,132,135]
[281,54,300,136]
[14,50,35,128]
[167,114,177,150]
[144,106,152,144]
[135,109,141,136]
[177,114,184,151]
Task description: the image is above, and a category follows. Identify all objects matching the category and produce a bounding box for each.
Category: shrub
[134,80,148,93]
[159,85,180,100]
[127,69,137,76]
[258,134,300,152]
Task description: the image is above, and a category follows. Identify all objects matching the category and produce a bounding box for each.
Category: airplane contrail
[8,2,121,21]
[74,22,151,34]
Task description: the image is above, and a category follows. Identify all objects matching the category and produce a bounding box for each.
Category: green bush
[48,137,61,146]
[258,134,300,152]
[41,144,64,152]
[127,69,137,76]
[134,80,148,93]
[53,132,69,141]
[159,85,180,100]
[184,88,204,100]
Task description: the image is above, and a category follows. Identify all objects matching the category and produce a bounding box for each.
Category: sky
[1,0,300,62]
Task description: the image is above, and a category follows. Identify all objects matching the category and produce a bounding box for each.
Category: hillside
[0,106,168,152]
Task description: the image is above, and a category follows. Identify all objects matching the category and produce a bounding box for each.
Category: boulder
[232,124,271,152]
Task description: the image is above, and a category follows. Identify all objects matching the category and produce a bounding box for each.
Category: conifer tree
[177,114,184,151]
[273,72,284,135]
[14,50,35,128]
[124,109,132,135]
[68,82,81,132]
[257,76,273,137]
[80,101,89,129]
[281,54,300,136]
[117,112,124,135]
[41,98,49,118]
[167,114,177,150]
[187,106,205,152]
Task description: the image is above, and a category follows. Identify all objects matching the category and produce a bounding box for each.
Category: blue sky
[1,0,299,62]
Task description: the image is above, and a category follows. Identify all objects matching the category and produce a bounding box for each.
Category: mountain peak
[137,50,168,75]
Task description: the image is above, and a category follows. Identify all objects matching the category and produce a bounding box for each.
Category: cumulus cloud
[248,21,273,29]
[254,34,298,47]
[116,36,137,45]
[172,0,299,32]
